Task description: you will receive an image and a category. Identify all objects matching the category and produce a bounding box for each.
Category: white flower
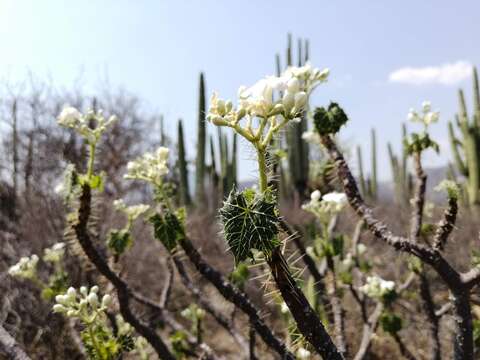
[341,253,354,270]
[296,347,311,359]
[310,190,322,202]
[57,106,82,128]
[302,191,347,222]
[322,192,347,205]
[407,101,440,128]
[43,242,66,263]
[57,106,117,143]
[124,147,170,186]
[8,254,39,279]
[360,275,396,300]
[357,243,367,256]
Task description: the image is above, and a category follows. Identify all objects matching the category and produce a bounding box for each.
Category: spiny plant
[448,66,480,206]
[356,128,378,200]
[206,62,343,358]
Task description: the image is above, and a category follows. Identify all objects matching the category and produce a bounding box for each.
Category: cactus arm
[473,66,480,126]
[304,39,310,63]
[448,121,468,176]
[177,119,191,206]
[195,73,207,204]
[370,128,378,198]
[356,145,367,196]
[275,53,281,77]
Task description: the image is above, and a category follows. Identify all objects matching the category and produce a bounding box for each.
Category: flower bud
[210,115,228,126]
[269,103,284,116]
[225,100,233,113]
[66,287,77,300]
[87,293,99,308]
[236,107,247,121]
[67,310,76,317]
[287,77,300,93]
[53,304,67,313]
[282,91,295,111]
[90,286,99,293]
[294,92,307,110]
[310,190,321,202]
[101,294,112,308]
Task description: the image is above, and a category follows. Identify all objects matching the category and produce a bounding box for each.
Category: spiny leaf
[149,210,185,251]
[220,188,280,263]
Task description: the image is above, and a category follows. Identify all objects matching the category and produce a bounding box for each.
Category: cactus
[369,129,378,198]
[448,67,480,205]
[387,124,412,205]
[356,145,367,196]
[356,129,377,199]
[195,73,207,204]
[159,115,166,147]
[177,119,191,206]
[284,34,310,198]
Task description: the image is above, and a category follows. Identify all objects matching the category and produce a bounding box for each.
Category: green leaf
[149,210,185,252]
[229,262,250,288]
[380,311,403,335]
[89,174,104,190]
[314,102,349,136]
[107,229,132,256]
[219,189,280,263]
[331,235,344,256]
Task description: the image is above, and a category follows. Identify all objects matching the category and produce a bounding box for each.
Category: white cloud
[389,61,472,85]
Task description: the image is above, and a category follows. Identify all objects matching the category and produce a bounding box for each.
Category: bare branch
[433,197,458,251]
[0,325,31,360]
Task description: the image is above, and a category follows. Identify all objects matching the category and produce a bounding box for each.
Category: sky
[0,1,479,182]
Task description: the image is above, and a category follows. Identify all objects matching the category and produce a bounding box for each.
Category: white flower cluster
[181,304,206,321]
[113,199,150,221]
[124,147,170,186]
[302,190,348,222]
[407,101,440,128]
[8,254,39,279]
[435,179,460,199]
[207,63,329,135]
[53,286,112,320]
[360,275,395,300]
[296,347,312,359]
[57,106,117,144]
[43,242,66,263]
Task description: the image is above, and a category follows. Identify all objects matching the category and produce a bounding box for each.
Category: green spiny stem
[177,119,191,206]
[256,147,268,193]
[370,128,377,198]
[357,145,366,196]
[448,121,468,176]
[473,67,480,126]
[195,72,206,204]
[87,143,96,180]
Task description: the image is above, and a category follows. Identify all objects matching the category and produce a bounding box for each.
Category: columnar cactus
[448,66,480,205]
[195,72,207,204]
[356,129,378,199]
[387,123,412,205]
[177,119,191,206]
[284,34,311,199]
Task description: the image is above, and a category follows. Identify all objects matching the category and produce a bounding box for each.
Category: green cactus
[369,128,378,198]
[356,145,367,196]
[159,115,166,147]
[356,129,378,200]
[177,119,191,206]
[284,34,310,198]
[387,124,412,205]
[448,67,480,205]
[195,73,207,204]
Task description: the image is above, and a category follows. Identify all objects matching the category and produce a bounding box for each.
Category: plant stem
[256,147,268,192]
[88,324,103,360]
[87,142,96,180]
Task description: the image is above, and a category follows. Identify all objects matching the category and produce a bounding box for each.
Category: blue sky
[0,1,479,181]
